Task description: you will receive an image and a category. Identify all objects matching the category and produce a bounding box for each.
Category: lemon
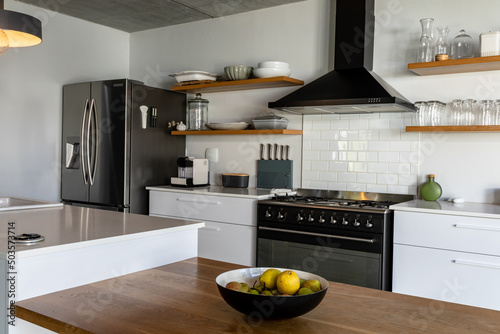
[276,270,300,295]
[259,268,281,290]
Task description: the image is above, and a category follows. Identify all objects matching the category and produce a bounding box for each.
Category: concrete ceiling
[15,0,305,33]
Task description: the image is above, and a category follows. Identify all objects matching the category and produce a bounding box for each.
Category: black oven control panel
[258,203,388,234]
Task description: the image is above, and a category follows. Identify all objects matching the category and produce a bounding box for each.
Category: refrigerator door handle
[80,99,90,185]
[89,98,98,185]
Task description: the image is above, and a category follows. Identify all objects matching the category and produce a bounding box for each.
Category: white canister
[480,31,500,57]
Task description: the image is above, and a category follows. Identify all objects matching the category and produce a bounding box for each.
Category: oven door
[257,226,385,290]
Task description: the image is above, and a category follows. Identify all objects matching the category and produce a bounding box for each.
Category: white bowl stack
[253,61,291,78]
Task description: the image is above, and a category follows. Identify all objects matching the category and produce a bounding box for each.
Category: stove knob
[297,214,304,222]
[277,212,286,221]
[265,210,272,219]
[318,215,326,223]
[330,216,337,224]
[365,219,373,228]
[308,214,314,222]
[342,217,349,225]
[354,218,360,227]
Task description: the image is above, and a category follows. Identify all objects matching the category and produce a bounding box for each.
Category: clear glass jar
[417,18,434,62]
[187,93,209,130]
[480,100,495,125]
[435,26,450,60]
[451,29,474,59]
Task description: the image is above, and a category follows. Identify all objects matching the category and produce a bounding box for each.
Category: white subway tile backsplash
[319,171,337,181]
[347,183,367,192]
[368,141,389,151]
[358,151,378,162]
[321,130,340,140]
[368,162,389,173]
[358,130,379,140]
[378,151,400,163]
[330,120,350,129]
[328,182,347,190]
[337,172,357,182]
[348,141,369,151]
[349,119,369,129]
[302,114,419,195]
[329,161,348,172]
[357,173,377,184]
[389,141,411,152]
[377,173,399,185]
[348,162,367,172]
[369,118,391,129]
[367,184,388,192]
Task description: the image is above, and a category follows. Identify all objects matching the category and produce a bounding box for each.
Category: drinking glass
[428,101,446,126]
[414,101,429,126]
[495,100,500,125]
[451,99,462,125]
[461,99,476,125]
[480,100,495,125]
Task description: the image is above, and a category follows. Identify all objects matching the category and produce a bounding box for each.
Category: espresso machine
[171,156,209,187]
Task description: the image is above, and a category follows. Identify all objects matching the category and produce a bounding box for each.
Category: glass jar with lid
[187,93,209,130]
[451,30,474,59]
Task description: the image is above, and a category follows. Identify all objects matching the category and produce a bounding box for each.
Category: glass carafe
[417,18,434,62]
[435,26,450,60]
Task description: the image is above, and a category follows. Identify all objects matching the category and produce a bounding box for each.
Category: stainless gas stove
[256,189,414,291]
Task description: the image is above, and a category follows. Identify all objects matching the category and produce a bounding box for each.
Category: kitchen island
[0,205,204,333]
[16,257,500,333]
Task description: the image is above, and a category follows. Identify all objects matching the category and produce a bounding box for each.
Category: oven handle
[258,226,375,243]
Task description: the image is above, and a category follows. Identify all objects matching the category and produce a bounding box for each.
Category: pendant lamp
[0,0,42,54]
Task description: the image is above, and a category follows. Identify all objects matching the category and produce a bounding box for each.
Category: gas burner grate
[13,233,45,244]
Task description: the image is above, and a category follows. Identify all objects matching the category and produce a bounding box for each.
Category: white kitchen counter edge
[146,185,276,199]
[390,199,500,219]
[1,222,204,259]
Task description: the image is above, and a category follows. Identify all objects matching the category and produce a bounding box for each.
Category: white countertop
[146,185,280,199]
[0,205,204,259]
[391,200,500,219]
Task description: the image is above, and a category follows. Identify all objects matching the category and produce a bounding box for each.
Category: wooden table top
[16,257,500,334]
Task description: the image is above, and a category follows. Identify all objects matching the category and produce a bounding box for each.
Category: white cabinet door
[198,221,256,266]
[393,244,500,311]
[394,211,500,256]
[149,191,255,226]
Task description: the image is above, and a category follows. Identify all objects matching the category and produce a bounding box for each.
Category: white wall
[130,0,330,188]
[0,1,129,201]
[130,0,500,203]
[372,0,500,203]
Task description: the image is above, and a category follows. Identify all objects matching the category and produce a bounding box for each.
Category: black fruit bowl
[215,267,329,319]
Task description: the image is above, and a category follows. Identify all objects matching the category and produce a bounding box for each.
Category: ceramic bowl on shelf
[224,65,253,80]
[253,67,292,78]
[215,267,329,319]
[257,61,290,68]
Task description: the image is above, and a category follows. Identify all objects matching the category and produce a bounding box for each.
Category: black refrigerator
[61,79,186,214]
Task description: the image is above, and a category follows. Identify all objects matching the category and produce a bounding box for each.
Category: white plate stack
[253,61,291,78]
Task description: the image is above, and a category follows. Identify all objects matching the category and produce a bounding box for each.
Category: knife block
[257,160,293,189]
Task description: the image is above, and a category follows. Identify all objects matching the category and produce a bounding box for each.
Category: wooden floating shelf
[171,76,304,93]
[408,55,500,76]
[171,129,303,136]
[406,125,500,132]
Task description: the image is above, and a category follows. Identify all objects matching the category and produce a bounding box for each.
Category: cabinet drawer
[149,191,256,226]
[393,244,500,311]
[394,211,500,256]
[199,221,256,266]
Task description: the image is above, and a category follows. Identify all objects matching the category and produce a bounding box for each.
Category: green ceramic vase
[420,174,442,201]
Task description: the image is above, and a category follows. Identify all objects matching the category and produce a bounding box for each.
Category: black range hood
[269,0,414,114]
